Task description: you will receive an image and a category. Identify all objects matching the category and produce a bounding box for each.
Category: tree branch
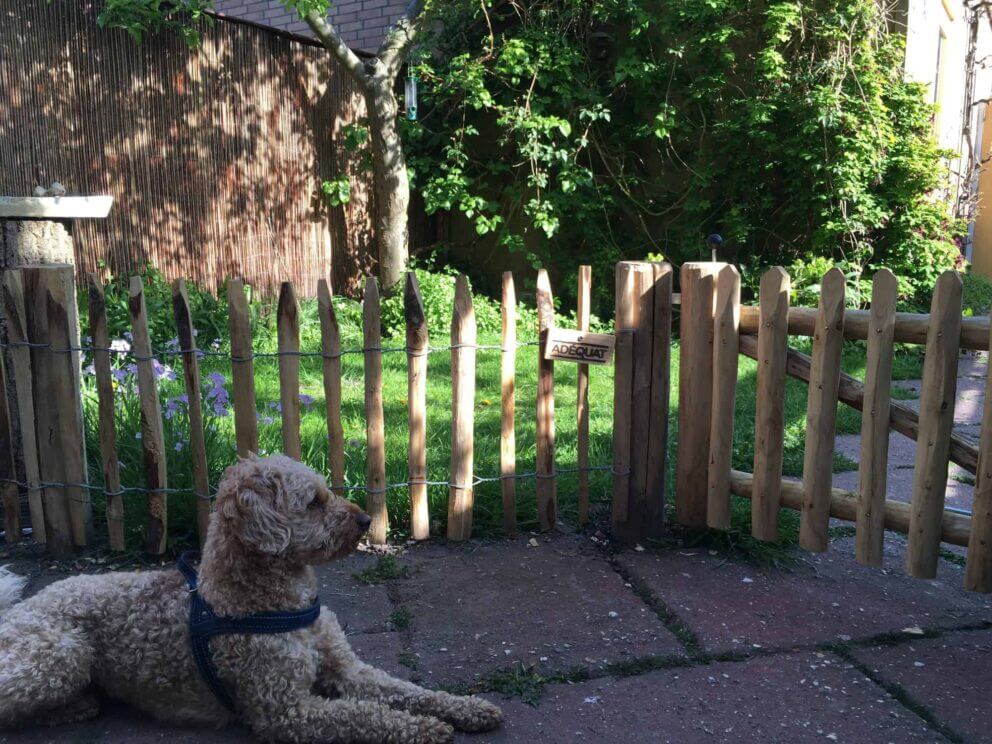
[377,0,424,81]
[304,9,369,90]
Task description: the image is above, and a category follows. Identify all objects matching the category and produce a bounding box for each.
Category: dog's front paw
[445,695,503,732]
[412,714,455,744]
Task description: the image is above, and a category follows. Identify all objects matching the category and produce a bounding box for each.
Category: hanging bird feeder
[405,70,419,121]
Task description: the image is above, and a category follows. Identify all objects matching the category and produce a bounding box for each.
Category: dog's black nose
[355,513,372,533]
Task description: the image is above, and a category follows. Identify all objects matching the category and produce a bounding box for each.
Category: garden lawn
[79,290,924,556]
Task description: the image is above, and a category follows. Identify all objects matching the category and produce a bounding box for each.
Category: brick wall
[211,0,409,52]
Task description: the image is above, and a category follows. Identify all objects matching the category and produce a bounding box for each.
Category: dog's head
[214,454,370,563]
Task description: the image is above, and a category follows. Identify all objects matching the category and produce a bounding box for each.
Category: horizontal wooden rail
[738,334,979,474]
[729,469,970,547]
[739,306,989,350]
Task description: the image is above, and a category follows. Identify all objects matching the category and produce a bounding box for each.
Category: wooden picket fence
[3,260,991,597]
[0,263,607,556]
[672,262,992,594]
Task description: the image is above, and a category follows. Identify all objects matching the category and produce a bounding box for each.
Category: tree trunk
[366,76,409,292]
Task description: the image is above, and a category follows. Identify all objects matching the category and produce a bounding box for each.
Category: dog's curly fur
[0,454,502,742]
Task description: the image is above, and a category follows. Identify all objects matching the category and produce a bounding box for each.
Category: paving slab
[465,651,944,743]
[0,701,250,744]
[850,627,992,742]
[348,630,413,680]
[395,535,686,685]
[618,537,992,654]
[314,550,395,634]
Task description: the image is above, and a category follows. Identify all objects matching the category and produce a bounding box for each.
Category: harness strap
[177,551,321,712]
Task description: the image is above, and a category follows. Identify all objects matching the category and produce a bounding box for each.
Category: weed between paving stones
[389,607,412,630]
[353,555,409,585]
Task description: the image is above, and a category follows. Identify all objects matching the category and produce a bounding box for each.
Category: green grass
[77,288,925,556]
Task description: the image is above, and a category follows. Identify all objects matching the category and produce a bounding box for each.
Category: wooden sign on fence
[544,328,616,365]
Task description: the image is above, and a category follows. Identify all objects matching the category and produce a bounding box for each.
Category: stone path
[2,530,990,743]
[832,353,987,513]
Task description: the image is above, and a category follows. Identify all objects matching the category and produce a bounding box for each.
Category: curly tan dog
[0,454,502,742]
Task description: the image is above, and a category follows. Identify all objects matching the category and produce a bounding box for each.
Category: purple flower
[299,393,315,409]
[208,372,226,387]
[83,363,96,376]
[268,401,282,413]
[174,441,185,452]
[151,358,176,382]
[112,368,129,385]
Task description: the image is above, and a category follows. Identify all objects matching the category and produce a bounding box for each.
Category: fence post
[799,268,846,553]
[172,279,212,545]
[317,280,345,495]
[966,306,992,592]
[855,269,897,567]
[612,262,635,526]
[906,270,962,579]
[88,275,125,551]
[707,265,741,530]
[228,279,258,457]
[363,278,388,544]
[405,272,430,540]
[277,281,302,460]
[535,270,556,531]
[24,266,90,554]
[576,265,592,525]
[628,264,656,527]
[130,276,168,555]
[644,263,673,536]
[448,275,476,541]
[0,354,19,542]
[676,262,721,528]
[501,272,517,537]
[751,267,790,541]
[1,271,44,543]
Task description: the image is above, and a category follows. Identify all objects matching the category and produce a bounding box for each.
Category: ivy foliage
[406,0,964,307]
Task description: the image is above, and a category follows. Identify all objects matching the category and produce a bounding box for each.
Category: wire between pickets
[0,466,616,504]
[0,339,542,361]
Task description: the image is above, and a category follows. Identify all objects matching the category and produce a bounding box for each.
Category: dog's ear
[218,461,292,554]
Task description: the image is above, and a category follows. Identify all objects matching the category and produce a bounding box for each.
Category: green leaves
[320,177,351,207]
[97,0,214,48]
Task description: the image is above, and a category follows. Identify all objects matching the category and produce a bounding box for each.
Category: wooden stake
[645,263,673,534]
[448,275,476,541]
[405,272,429,540]
[363,278,387,544]
[500,272,517,537]
[576,265,592,525]
[906,271,963,579]
[0,353,20,542]
[855,269,897,567]
[228,279,258,457]
[88,275,125,550]
[535,269,556,531]
[1,271,44,543]
[751,267,790,541]
[129,276,168,555]
[707,265,740,530]
[966,305,992,591]
[799,268,846,552]
[277,281,301,460]
[172,279,212,545]
[676,262,721,528]
[317,280,345,495]
[612,263,636,525]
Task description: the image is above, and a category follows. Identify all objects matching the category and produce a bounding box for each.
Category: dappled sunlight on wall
[0,2,375,297]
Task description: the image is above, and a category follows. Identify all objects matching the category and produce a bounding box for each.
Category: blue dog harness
[177,551,321,712]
